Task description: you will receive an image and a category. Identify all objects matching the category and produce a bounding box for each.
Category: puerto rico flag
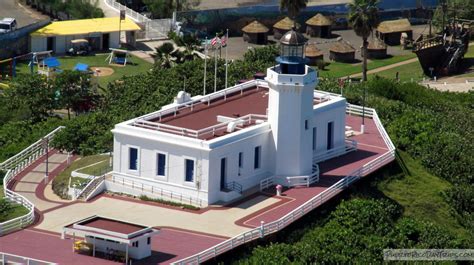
[221,36,227,47]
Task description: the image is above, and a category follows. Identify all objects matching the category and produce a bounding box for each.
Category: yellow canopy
[31,17,141,37]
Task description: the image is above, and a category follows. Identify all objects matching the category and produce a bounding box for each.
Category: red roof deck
[133,85,334,140]
[77,216,148,235]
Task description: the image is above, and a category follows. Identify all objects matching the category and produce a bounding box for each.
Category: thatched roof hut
[273,17,297,40]
[376,18,413,45]
[242,20,269,44]
[306,13,332,38]
[305,43,324,65]
[366,39,388,59]
[329,40,356,62]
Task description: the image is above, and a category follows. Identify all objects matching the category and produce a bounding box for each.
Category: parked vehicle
[0,18,17,34]
[67,39,91,56]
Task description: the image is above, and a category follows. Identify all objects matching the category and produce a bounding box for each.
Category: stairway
[76,175,105,201]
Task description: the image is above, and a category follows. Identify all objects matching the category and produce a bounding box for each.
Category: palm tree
[347,0,380,81]
[279,0,308,26]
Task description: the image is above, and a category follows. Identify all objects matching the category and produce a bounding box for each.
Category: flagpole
[225,29,229,89]
[214,33,218,93]
[203,37,207,96]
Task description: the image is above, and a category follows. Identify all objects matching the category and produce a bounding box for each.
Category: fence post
[260,221,265,238]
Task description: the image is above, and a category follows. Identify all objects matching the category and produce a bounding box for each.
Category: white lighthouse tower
[265,29,318,177]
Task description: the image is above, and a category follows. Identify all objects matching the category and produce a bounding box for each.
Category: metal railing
[225,181,243,194]
[104,0,150,22]
[172,105,396,265]
[76,175,106,201]
[0,127,64,236]
[108,173,205,207]
[0,252,56,265]
[134,113,268,139]
[286,164,320,188]
[259,177,274,191]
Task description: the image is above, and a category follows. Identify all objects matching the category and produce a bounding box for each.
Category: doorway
[102,33,110,50]
[47,37,54,51]
[220,157,227,190]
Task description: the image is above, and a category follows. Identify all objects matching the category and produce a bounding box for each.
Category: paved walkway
[3,114,393,264]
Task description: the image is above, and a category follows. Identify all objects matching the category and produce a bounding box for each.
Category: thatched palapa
[242,20,269,44]
[273,17,298,40]
[305,43,324,65]
[366,38,388,59]
[306,13,332,38]
[376,18,413,45]
[329,40,355,62]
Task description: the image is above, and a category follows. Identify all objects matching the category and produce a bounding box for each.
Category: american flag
[210,36,220,47]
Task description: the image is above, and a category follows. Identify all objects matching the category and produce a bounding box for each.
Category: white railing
[134,113,268,139]
[259,177,275,191]
[346,103,374,118]
[286,164,320,187]
[76,174,107,201]
[0,252,56,265]
[0,127,64,236]
[108,173,205,207]
[313,139,357,163]
[172,106,396,265]
[104,0,150,23]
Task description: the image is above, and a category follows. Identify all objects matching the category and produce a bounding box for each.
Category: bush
[139,195,200,210]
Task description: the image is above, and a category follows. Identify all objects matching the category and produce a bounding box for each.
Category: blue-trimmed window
[185,159,194,182]
[129,148,138,170]
[157,153,166,176]
[238,152,243,168]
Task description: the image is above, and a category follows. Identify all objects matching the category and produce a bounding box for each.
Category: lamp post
[43,137,49,184]
[361,84,366,134]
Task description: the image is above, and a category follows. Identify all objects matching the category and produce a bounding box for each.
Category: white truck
[0,18,17,34]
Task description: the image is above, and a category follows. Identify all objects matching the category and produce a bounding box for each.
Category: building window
[305,120,309,130]
[238,152,243,168]
[147,237,151,245]
[327,122,334,150]
[254,146,261,169]
[185,159,194,182]
[157,153,166,176]
[129,147,138,170]
[132,241,139,247]
[312,127,317,150]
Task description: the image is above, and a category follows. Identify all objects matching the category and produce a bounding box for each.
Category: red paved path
[241,115,391,227]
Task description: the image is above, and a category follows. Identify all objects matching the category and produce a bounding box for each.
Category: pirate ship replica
[413,2,472,77]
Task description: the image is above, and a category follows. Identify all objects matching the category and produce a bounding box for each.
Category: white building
[30,17,140,54]
[111,30,355,206]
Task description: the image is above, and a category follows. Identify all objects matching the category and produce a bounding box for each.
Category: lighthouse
[265,29,318,177]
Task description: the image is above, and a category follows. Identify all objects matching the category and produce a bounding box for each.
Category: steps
[76,175,105,201]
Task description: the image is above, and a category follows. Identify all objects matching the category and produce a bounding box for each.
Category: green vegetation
[0,200,29,222]
[76,159,111,176]
[15,54,153,88]
[369,60,424,81]
[29,0,104,19]
[139,195,200,210]
[52,154,109,199]
[379,151,469,239]
[319,53,417,78]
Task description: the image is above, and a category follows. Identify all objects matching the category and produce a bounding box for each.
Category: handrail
[0,252,56,265]
[109,173,205,207]
[0,126,64,236]
[225,181,243,194]
[76,174,106,200]
[172,105,396,265]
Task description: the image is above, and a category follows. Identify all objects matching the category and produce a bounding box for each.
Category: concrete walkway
[13,152,70,211]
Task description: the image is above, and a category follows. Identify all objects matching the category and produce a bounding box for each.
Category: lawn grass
[0,201,29,222]
[376,151,469,240]
[52,154,109,199]
[369,60,426,82]
[76,158,111,176]
[318,53,417,78]
[14,53,153,87]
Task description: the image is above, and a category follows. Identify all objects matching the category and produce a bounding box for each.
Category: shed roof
[368,38,387,50]
[305,43,323,57]
[273,17,296,30]
[31,17,140,37]
[377,18,412,34]
[242,20,269,33]
[329,40,355,53]
[306,13,332,26]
